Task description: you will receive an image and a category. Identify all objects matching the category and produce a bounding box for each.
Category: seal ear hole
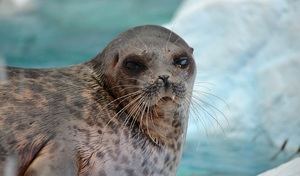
[189,47,194,53]
[112,53,119,67]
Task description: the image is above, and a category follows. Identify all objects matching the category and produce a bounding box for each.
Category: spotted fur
[0,25,196,176]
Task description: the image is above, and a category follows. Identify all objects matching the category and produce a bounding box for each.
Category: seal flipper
[16,136,51,176]
[22,140,76,176]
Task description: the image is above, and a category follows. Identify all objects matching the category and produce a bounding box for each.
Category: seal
[0,25,196,176]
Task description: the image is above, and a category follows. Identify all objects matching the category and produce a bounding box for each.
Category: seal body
[0,25,196,176]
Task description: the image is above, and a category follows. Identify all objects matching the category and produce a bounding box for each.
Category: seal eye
[173,56,189,69]
[123,59,146,73]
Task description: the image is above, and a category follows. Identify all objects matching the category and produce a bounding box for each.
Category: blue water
[178,137,292,175]
[0,0,181,67]
[0,0,293,175]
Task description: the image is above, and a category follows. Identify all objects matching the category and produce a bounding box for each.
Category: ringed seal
[0,25,196,176]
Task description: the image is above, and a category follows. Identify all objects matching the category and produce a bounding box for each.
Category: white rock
[257,57,300,151]
[259,158,300,176]
[0,0,35,17]
[167,0,300,151]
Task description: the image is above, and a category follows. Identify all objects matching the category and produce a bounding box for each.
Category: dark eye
[123,59,146,73]
[173,56,190,69]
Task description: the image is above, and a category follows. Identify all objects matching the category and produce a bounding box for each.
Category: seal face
[0,25,196,176]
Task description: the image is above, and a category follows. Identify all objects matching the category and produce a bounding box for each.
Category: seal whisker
[192,89,229,110]
[146,100,159,145]
[194,81,216,86]
[165,29,173,52]
[145,63,155,75]
[113,87,142,95]
[119,94,144,125]
[126,96,146,141]
[124,95,145,128]
[103,93,143,129]
[185,92,225,133]
[187,89,229,126]
[137,98,148,131]
[192,94,228,126]
[130,28,148,51]
[108,85,142,95]
[145,101,151,137]
[182,96,210,135]
[101,90,142,109]
[126,96,148,141]
[129,98,144,128]
[94,91,142,120]
[172,36,181,46]
[124,95,146,129]
[190,94,220,120]
[109,84,142,90]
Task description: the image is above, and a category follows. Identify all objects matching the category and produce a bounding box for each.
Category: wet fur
[0,25,195,176]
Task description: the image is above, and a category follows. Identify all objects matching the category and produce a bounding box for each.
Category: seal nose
[158,75,170,88]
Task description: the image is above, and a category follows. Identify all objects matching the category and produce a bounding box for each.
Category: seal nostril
[158,75,170,87]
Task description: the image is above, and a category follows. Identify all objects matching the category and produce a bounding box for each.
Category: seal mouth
[160,96,175,101]
[161,96,173,101]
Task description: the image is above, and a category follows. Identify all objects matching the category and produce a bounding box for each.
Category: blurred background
[0,0,299,175]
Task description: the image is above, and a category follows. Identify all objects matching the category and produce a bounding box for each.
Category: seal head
[89,25,196,145]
